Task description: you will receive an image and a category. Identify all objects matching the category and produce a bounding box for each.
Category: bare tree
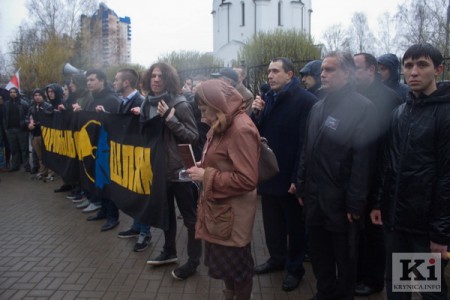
[376,12,399,54]
[322,24,348,52]
[26,0,97,39]
[349,12,376,54]
[7,0,99,91]
[0,49,8,85]
[11,25,73,91]
[395,0,447,54]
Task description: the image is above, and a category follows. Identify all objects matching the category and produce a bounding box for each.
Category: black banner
[41,111,169,230]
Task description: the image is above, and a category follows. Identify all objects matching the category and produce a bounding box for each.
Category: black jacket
[252,77,317,195]
[376,84,450,245]
[117,91,144,114]
[85,87,120,113]
[357,79,402,138]
[298,84,377,232]
[357,79,403,207]
[3,97,30,130]
[26,101,53,136]
[140,93,198,180]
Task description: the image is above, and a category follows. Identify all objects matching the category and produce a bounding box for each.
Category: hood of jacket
[377,54,401,87]
[408,81,450,106]
[196,79,243,124]
[45,83,64,106]
[299,60,322,84]
[71,74,88,96]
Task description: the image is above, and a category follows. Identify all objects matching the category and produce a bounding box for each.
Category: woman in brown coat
[187,79,260,300]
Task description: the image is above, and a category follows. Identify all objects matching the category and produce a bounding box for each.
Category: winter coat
[85,86,120,113]
[26,101,53,136]
[377,54,411,101]
[3,96,29,130]
[357,79,402,138]
[357,79,403,206]
[140,92,198,180]
[195,79,260,247]
[252,76,317,196]
[376,84,450,245]
[297,84,377,232]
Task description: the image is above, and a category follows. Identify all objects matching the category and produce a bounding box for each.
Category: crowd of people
[0,42,449,300]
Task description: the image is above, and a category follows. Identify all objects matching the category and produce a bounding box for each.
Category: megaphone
[63,63,85,76]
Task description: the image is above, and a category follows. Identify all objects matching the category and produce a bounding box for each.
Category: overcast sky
[1,0,405,67]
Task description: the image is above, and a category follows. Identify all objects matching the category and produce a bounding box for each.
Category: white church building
[212,0,313,65]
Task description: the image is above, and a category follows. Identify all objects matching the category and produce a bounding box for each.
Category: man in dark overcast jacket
[371,43,450,300]
[297,51,377,300]
[251,57,317,292]
[353,52,403,296]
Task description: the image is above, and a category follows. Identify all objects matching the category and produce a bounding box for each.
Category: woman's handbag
[259,137,279,182]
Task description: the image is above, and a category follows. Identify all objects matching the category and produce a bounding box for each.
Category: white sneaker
[32,173,46,180]
[72,196,86,203]
[82,203,101,213]
[44,175,55,182]
[76,199,90,209]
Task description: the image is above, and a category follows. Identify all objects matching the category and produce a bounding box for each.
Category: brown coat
[195,80,260,247]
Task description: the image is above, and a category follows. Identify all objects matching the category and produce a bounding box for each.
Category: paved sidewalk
[0,170,448,299]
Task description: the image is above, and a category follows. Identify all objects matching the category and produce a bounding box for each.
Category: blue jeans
[132,219,151,237]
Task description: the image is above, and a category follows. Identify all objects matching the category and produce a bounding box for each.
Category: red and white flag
[5,69,20,91]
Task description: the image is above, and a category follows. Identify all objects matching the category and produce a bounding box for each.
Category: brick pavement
[0,170,448,300]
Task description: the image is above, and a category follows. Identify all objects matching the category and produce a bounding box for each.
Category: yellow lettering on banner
[123,144,134,190]
[41,126,76,158]
[110,141,120,185]
[109,140,151,195]
[140,147,152,194]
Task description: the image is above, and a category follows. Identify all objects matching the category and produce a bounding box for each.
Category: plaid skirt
[204,242,254,283]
